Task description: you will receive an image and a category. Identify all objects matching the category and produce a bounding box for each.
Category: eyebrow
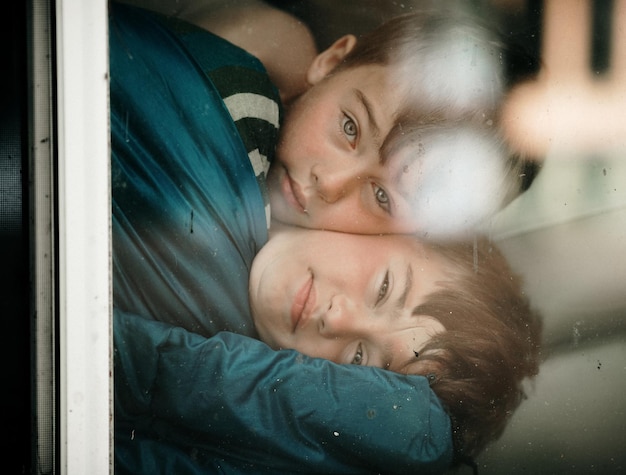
[353,88,381,142]
[396,264,413,312]
[379,265,414,370]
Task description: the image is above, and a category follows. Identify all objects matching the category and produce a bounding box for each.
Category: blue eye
[352,343,364,365]
[372,183,391,214]
[372,185,391,213]
[376,271,389,305]
[342,115,358,144]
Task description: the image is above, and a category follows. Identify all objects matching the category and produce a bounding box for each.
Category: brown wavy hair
[413,237,542,462]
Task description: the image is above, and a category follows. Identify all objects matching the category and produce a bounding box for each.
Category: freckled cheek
[316,260,367,293]
[336,264,374,295]
[308,130,335,160]
[256,272,287,315]
[280,128,328,168]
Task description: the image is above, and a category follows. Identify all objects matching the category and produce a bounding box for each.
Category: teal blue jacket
[115,310,453,474]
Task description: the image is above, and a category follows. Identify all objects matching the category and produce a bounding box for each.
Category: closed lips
[291,274,315,331]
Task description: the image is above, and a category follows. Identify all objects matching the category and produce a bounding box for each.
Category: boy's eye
[351,343,364,365]
[342,115,358,144]
[376,271,390,305]
[372,185,391,213]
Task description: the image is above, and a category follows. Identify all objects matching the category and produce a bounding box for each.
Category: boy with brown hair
[116,227,542,471]
[186,0,526,238]
[248,226,542,462]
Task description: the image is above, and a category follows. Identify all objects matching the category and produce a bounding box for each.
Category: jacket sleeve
[110,2,277,338]
[114,308,453,474]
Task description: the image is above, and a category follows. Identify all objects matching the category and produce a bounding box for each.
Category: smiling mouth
[282,171,308,214]
[291,273,315,332]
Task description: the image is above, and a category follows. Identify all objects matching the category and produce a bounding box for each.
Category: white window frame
[55,0,111,473]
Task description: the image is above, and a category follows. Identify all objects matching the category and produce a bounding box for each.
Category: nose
[319,294,363,337]
[311,166,360,204]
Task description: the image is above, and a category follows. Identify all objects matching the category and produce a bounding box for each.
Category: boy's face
[249,227,446,372]
[268,63,427,234]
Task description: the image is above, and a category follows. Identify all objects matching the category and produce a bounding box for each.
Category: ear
[306,34,357,85]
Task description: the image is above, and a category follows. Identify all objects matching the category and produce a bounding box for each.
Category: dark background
[2,1,31,473]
